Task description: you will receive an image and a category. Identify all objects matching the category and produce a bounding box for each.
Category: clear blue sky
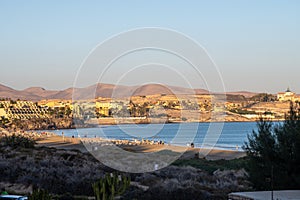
[0,0,299,93]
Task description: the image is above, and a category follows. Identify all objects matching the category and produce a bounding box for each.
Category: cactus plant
[92,173,130,200]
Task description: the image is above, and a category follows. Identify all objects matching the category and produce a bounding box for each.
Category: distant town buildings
[277,88,299,102]
[38,99,73,109]
[0,88,299,122]
[95,101,110,116]
[0,100,48,120]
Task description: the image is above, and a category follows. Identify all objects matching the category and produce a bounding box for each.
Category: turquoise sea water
[42,122,261,151]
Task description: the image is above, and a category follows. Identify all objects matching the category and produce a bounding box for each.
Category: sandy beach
[36,134,246,160]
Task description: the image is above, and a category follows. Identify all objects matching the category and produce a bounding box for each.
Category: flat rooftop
[228,190,300,200]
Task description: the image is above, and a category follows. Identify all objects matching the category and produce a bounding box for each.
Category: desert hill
[0,83,257,101]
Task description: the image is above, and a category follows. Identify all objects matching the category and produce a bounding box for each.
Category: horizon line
[0,81,296,95]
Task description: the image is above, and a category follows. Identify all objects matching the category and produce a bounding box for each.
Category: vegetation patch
[172,157,249,174]
[0,134,36,148]
[243,102,300,190]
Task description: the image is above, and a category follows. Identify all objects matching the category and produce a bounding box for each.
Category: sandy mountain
[0,83,15,92]
[46,88,74,100]
[0,91,41,101]
[95,83,137,98]
[194,88,209,94]
[226,91,258,98]
[68,84,137,100]
[40,84,137,100]
[24,87,59,98]
[0,83,255,101]
[130,84,175,96]
[128,84,209,96]
[0,84,42,101]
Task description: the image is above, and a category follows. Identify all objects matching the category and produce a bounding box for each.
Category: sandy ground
[36,135,246,160]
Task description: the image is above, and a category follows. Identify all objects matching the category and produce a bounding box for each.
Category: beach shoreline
[0,127,246,160]
[35,133,246,160]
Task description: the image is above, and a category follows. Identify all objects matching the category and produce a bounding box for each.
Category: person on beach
[62,132,64,142]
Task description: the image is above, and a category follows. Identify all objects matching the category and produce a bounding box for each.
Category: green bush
[243,102,300,190]
[172,157,249,174]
